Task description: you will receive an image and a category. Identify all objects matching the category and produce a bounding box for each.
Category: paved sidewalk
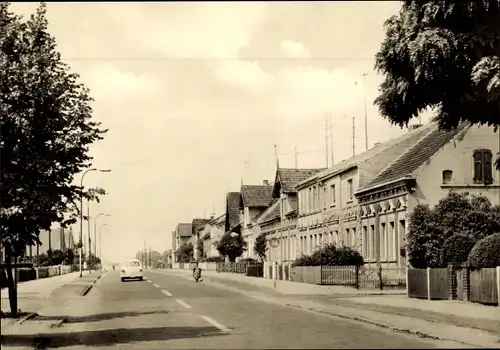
[1,271,104,332]
[154,269,500,348]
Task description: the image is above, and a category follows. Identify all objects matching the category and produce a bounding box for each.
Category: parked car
[120,259,143,282]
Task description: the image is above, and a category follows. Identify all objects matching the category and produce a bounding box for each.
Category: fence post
[355,266,360,290]
[496,266,500,308]
[426,267,431,300]
[405,265,409,297]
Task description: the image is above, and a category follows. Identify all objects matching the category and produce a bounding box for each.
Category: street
[2,271,450,349]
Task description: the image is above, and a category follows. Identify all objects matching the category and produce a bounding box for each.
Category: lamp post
[94,213,110,270]
[79,168,111,278]
[99,223,112,268]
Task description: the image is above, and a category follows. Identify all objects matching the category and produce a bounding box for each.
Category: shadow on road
[34,310,170,323]
[1,326,226,348]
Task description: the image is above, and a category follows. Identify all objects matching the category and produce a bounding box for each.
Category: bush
[407,191,500,268]
[201,256,224,263]
[17,268,37,282]
[292,243,364,267]
[467,232,500,269]
[440,233,477,266]
[238,258,259,265]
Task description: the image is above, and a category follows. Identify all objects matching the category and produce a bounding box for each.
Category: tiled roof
[225,192,241,232]
[276,168,326,194]
[240,185,274,208]
[297,123,436,189]
[208,213,226,226]
[192,218,211,234]
[257,199,281,225]
[177,223,192,237]
[361,122,470,191]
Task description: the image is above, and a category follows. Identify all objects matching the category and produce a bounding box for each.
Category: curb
[80,273,104,296]
[17,312,37,325]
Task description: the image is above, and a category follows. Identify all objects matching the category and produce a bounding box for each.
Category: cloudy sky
[10,1,431,263]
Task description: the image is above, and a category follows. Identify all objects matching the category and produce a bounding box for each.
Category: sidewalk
[154,268,500,348]
[1,270,103,332]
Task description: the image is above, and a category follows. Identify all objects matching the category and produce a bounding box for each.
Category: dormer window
[473,149,493,185]
[442,170,453,184]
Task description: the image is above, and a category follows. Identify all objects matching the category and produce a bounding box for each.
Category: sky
[10,1,433,263]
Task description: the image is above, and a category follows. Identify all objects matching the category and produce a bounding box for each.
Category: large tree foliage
[0,3,106,315]
[175,242,194,263]
[254,233,267,262]
[407,191,500,268]
[375,0,500,169]
[215,232,247,263]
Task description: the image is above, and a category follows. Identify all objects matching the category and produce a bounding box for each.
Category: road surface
[2,271,450,349]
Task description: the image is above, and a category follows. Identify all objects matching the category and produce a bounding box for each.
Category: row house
[240,182,274,259]
[295,124,435,265]
[264,168,325,262]
[201,214,226,258]
[172,223,192,262]
[354,123,500,268]
[191,218,211,260]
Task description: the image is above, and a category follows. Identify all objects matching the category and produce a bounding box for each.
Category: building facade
[355,123,500,268]
[295,124,435,264]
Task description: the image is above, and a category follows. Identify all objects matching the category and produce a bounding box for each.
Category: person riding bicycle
[193,266,202,282]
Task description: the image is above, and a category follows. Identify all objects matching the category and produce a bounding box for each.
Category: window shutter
[473,150,483,183]
[484,150,493,185]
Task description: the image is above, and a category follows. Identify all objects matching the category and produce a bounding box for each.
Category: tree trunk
[5,251,18,316]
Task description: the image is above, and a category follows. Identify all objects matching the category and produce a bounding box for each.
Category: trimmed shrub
[467,232,500,269]
[201,256,224,263]
[17,268,37,282]
[440,233,477,266]
[292,243,363,267]
[238,258,259,265]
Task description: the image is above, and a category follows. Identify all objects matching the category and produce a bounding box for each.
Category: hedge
[467,232,500,269]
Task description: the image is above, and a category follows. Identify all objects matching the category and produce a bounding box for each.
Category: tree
[63,248,75,266]
[0,3,107,315]
[49,249,65,265]
[175,242,194,263]
[406,191,500,268]
[254,233,267,262]
[375,0,500,169]
[467,232,500,269]
[215,233,247,263]
[196,238,204,260]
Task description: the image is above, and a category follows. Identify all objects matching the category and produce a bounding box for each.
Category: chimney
[263,180,269,186]
[409,124,423,131]
[210,215,214,220]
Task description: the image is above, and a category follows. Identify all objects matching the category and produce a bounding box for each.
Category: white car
[120,259,144,282]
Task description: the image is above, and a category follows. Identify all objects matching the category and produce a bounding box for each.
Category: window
[381,223,387,260]
[351,227,356,247]
[389,222,396,260]
[313,186,317,210]
[442,170,453,184]
[331,184,336,205]
[473,149,493,185]
[362,226,368,256]
[323,187,327,209]
[370,224,376,259]
[347,179,354,200]
[308,188,312,213]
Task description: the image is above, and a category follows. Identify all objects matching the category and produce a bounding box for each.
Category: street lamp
[79,168,111,278]
[99,223,112,269]
[94,213,110,270]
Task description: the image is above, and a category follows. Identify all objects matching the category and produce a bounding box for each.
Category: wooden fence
[407,266,500,306]
[288,265,406,289]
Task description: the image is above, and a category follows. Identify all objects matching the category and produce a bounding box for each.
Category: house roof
[257,199,281,225]
[275,168,326,195]
[192,218,211,233]
[240,185,274,208]
[208,213,226,226]
[359,122,470,192]
[225,192,241,232]
[297,123,436,189]
[176,223,192,237]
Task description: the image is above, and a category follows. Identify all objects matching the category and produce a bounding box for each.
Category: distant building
[172,223,192,262]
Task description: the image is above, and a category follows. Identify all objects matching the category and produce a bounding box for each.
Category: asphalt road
[3,271,449,349]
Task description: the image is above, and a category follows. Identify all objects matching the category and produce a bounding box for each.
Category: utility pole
[325,114,329,168]
[294,147,298,169]
[362,73,368,151]
[329,115,334,166]
[352,116,356,157]
[87,200,91,273]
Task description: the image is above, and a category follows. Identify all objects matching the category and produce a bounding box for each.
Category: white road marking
[153,283,160,288]
[161,289,172,297]
[147,280,152,283]
[176,299,192,309]
[200,315,231,332]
